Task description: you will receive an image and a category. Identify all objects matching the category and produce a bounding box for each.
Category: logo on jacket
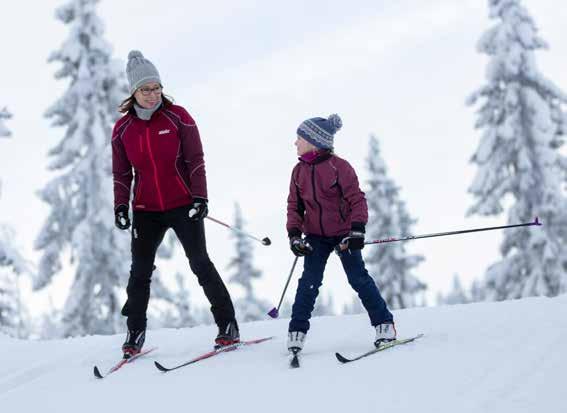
[158,129,171,135]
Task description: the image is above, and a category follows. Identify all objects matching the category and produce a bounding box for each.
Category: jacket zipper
[311,165,326,237]
[145,125,165,210]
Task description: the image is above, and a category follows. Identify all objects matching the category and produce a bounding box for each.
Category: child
[286,113,395,355]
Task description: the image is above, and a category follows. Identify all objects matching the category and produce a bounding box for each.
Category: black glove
[340,223,365,251]
[289,236,314,257]
[115,205,131,230]
[188,197,208,221]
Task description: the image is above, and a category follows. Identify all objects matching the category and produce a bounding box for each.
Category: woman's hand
[115,205,131,230]
[188,198,208,221]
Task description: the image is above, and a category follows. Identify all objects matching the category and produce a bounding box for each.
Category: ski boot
[287,331,306,354]
[374,323,396,348]
[215,320,240,349]
[122,329,146,359]
[287,331,306,368]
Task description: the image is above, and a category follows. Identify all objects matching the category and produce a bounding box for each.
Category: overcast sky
[1,0,566,317]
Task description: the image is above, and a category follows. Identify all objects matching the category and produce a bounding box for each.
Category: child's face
[295,136,316,156]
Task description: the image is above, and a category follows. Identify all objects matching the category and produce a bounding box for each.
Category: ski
[93,346,157,379]
[154,336,274,373]
[289,348,301,369]
[335,334,423,364]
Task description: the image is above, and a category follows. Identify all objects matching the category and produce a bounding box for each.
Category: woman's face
[134,82,162,109]
[295,136,317,156]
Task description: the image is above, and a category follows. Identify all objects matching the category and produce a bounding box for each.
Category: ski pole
[205,215,272,246]
[364,217,541,246]
[267,256,299,319]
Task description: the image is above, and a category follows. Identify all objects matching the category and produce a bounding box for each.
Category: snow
[1,296,566,412]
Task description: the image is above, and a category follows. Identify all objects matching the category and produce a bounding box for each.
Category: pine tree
[227,203,269,321]
[470,279,487,303]
[34,0,130,336]
[0,108,11,137]
[34,296,63,340]
[0,109,29,338]
[312,293,335,317]
[169,272,199,327]
[148,272,201,329]
[0,229,28,338]
[364,135,427,309]
[342,295,364,315]
[467,0,567,300]
[437,274,470,305]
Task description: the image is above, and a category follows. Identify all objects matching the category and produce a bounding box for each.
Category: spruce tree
[0,109,29,338]
[34,0,130,336]
[312,293,335,317]
[147,271,202,329]
[437,274,470,305]
[227,203,269,321]
[342,295,364,315]
[0,108,11,137]
[467,0,567,300]
[365,135,426,309]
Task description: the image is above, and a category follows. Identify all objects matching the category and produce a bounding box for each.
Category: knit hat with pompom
[126,50,161,94]
[297,114,343,150]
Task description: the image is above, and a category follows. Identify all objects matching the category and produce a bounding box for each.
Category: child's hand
[347,231,365,250]
[290,236,314,256]
[339,230,365,251]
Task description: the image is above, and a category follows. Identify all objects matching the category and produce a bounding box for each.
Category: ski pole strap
[365,217,541,245]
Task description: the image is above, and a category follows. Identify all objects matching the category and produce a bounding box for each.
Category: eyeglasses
[138,85,162,96]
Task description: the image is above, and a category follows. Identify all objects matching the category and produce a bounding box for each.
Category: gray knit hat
[297,114,343,150]
[126,50,161,94]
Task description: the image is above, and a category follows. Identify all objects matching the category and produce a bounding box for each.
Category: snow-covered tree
[167,273,198,327]
[227,203,270,321]
[0,228,29,338]
[0,109,30,338]
[34,0,130,337]
[0,108,11,137]
[467,0,567,300]
[342,295,364,315]
[33,296,63,340]
[437,274,470,305]
[312,293,335,317]
[148,272,202,329]
[470,279,487,303]
[364,135,427,309]
[156,231,178,260]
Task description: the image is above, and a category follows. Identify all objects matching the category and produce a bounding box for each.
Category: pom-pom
[128,50,144,61]
[327,114,342,132]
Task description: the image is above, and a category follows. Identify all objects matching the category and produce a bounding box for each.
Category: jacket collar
[299,150,332,165]
[130,102,163,121]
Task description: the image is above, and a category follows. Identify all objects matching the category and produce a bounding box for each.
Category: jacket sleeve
[178,110,207,200]
[286,164,304,238]
[339,160,368,227]
[112,120,133,210]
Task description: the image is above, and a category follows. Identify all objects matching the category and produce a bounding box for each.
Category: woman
[112,50,239,358]
[285,113,396,355]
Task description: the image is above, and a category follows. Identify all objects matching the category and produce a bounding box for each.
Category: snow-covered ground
[1,295,566,413]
